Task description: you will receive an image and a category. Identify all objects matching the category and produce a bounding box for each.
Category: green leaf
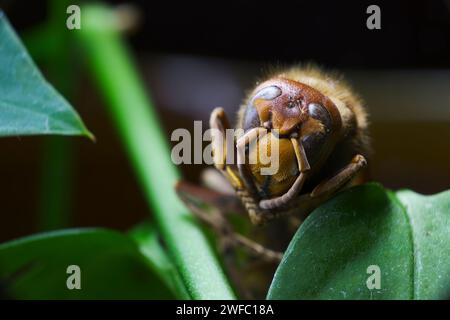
[0,228,175,299]
[0,12,92,138]
[396,189,450,299]
[267,183,450,300]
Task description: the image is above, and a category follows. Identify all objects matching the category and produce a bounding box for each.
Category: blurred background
[0,0,449,243]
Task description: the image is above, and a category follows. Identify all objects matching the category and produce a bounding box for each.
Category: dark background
[4,0,450,68]
[0,0,449,243]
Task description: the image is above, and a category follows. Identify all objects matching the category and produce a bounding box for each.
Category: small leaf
[0,12,92,138]
[267,183,450,300]
[0,228,175,299]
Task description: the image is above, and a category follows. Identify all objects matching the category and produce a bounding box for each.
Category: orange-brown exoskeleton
[176,66,370,268]
[209,66,370,225]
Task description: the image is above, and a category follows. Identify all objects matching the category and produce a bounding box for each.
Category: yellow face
[238,77,341,200]
[246,132,298,197]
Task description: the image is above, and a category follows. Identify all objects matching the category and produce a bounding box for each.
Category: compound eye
[243,86,282,131]
[242,105,260,131]
[301,103,333,165]
[308,103,332,132]
[301,132,326,166]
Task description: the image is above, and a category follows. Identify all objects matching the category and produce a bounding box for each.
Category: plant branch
[76,4,235,299]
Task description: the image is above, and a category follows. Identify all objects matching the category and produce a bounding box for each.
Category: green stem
[26,0,75,231]
[129,222,191,299]
[77,4,235,299]
[37,137,72,230]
